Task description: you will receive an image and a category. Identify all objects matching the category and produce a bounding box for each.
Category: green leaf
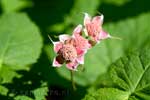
[0,65,21,83]
[47,13,150,86]
[102,0,130,6]
[109,47,150,99]
[0,85,8,96]
[1,0,32,13]
[14,96,33,100]
[83,88,129,100]
[0,13,43,98]
[14,86,48,100]
[13,82,48,100]
[32,86,48,100]
[0,13,43,67]
[83,46,150,99]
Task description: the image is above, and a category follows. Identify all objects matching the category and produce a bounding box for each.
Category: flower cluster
[51,13,111,71]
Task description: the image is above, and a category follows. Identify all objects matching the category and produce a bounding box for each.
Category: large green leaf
[83,88,129,100]
[0,13,43,98]
[46,13,150,86]
[0,0,32,13]
[83,46,150,99]
[0,13,42,68]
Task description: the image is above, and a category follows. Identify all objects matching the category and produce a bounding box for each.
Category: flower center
[58,44,77,62]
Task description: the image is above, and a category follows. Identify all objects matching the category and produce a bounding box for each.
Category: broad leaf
[83,88,129,100]
[83,46,150,99]
[0,13,43,98]
[0,13,43,67]
[1,0,32,13]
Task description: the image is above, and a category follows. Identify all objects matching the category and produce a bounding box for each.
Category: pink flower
[84,13,111,44]
[52,25,91,71]
[72,24,91,51]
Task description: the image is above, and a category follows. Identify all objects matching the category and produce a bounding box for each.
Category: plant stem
[70,70,76,91]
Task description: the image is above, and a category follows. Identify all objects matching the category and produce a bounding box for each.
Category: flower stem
[70,70,76,91]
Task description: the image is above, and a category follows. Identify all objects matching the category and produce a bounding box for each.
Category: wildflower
[83,13,111,44]
[52,25,91,70]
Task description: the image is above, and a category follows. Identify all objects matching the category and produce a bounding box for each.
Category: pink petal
[73,33,91,50]
[66,60,79,71]
[84,13,91,26]
[73,24,82,36]
[52,57,63,67]
[92,14,104,26]
[99,30,111,40]
[86,41,92,49]
[59,34,71,42]
[54,42,63,53]
[76,48,87,56]
[77,55,84,64]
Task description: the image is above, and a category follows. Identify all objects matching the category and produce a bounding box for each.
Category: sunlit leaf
[1,0,32,13]
[83,46,150,99]
[0,13,43,98]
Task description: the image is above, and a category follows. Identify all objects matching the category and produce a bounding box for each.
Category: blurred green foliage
[0,0,150,100]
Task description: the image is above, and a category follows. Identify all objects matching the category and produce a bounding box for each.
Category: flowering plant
[50,13,114,71]
[48,13,121,90]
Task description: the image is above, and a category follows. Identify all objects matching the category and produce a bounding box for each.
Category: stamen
[58,44,77,61]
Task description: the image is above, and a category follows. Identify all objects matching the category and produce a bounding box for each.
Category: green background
[0,0,150,100]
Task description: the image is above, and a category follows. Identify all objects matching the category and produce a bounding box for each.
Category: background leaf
[49,0,101,33]
[0,13,43,98]
[0,13,42,67]
[0,0,32,13]
[83,88,129,100]
[83,45,150,99]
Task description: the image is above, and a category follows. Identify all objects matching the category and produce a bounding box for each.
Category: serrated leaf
[83,46,150,99]
[109,47,150,99]
[1,0,32,13]
[83,88,129,100]
[47,13,150,86]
